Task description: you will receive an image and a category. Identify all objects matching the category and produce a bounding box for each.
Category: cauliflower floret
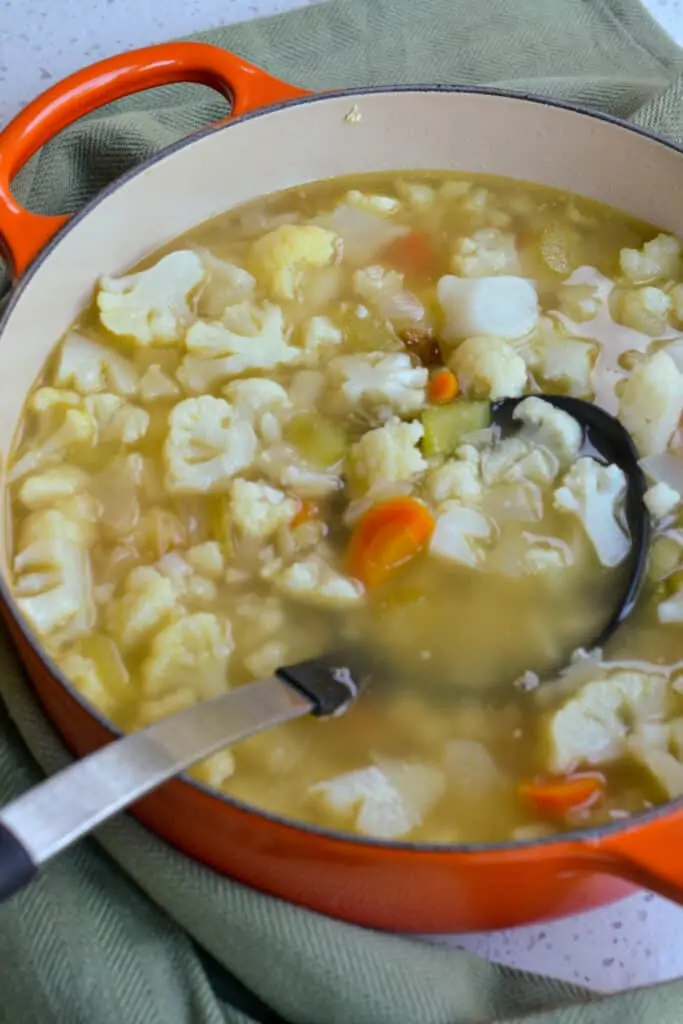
[513,396,582,462]
[556,283,601,323]
[141,613,233,700]
[57,650,125,716]
[249,224,339,300]
[615,286,671,337]
[618,350,683,457]
[352,266,425,325]
[224,378,292,419]
[328,352,428,422]
[55,332,138,396]
[429,502,492,567]
[185,541,225,579]
[545,670,669,774]
[620,234,681,285]
[347,418,427,496]
[395,181,435,209]
[189,750,236,788]
[451,228,520,277]
[627,740,683,800]
[9,408,95,483]
[309,761,445,840]
[450,335,527,400]
[554,458,630,568]
[299,316,343,363]
[524,316,597,397]
[155,550,218,606]
[138,364,181,402]
[273,555,364,608]
[97,250,205,346]
[196,250,256,318]
[178,302,299,390]
[17,466,89,509]
[230,479,299,539]
[164,396,257,494]
[259,442,342,499]
[345,190,401,216]
[313,203,408,264]
[481,436,558,488]
[84,394,150,445]
[13,509,95,638]
[425,450,483,504]
[645,481,681,519]
[105,565,177,650]
[657,579,683,623]
[437,275,539,342]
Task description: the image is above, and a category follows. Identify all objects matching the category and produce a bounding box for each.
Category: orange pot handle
[591,810,683,905]
[0,42,306,281]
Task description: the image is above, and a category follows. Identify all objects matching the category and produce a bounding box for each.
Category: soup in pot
[7,172,683,844]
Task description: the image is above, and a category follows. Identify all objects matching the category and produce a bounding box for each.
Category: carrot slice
[380,230,440,278]
[520,773,605,819]
[428,368,459,404]
[347,496,436,589]
[292,499,318,528]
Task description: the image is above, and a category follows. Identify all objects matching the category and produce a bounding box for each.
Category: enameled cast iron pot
[1,41,683,933]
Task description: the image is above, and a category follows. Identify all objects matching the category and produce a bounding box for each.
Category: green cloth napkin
[2,1,683,1020]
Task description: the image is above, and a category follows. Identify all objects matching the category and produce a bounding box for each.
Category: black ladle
[0,396,649,902]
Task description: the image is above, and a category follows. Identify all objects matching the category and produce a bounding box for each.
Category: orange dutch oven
[1,41,683,934]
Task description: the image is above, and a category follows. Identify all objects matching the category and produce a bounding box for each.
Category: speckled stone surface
[1,0,683,996]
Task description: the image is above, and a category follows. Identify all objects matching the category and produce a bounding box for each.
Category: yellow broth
[7,171,683,843]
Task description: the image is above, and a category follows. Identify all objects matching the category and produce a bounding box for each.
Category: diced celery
[286,413,348,468]
[421,401,491,457]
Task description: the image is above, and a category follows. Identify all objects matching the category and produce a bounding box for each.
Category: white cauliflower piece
[138,364,181,402]
[481,436,559,488]
[450,335,527,399]
[429,503,492,567]
[259,442,342,500]
[657,581,683,623]
[30,387,82,413]
[8,408,95,483]
[17,466,89,509]
[645,481,681,519]
[142,613,233,700]
[546,670,669,774]
[395,181,435,209]
[437,275,539,342]
[328,352,428,422]
[627,740,683,800]
[249,224,339,300]
[425,449,483,504]
[105,565,177,650]
[13,509,95,638]
[300,316,343,362]
[347,418,427,496]
[189,750,236,788]
[556,283,601,323]
[55,332,138,396]
[314,203,408,264]
[620,234,681,285]
[178,302,299,390]
[164,396,257,494]
[615,286,671,337]
[273,555,364,608]
[97,250,205,346]
[155,551,218,606]
[230,479,298,539]
[451,228,520,277]
[525,317,597,397]
[309,761,445,840]
[84,394,150,445]
[554,458,630,568]
[345,190,401,216]
[618,350,683,456]
[224,378,292,419]
[196,250,256,318]
[352,265,425,324]
[513,396,583,462]
[185,541,225,579]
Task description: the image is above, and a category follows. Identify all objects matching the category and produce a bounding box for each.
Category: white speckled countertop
[2,0,683,997]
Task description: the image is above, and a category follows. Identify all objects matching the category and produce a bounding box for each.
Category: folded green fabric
[2,1,683,1021]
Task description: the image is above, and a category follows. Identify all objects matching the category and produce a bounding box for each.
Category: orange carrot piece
[380,230,440,278]
[520,774,605,819]
[347,497,435,589]
[292,500,318,528]
[427,368,459,404]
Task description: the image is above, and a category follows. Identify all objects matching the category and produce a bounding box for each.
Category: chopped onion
[375,289,425,324]
[314,204,409,263]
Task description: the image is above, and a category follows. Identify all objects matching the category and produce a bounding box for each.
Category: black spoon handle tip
[0,821,37,901]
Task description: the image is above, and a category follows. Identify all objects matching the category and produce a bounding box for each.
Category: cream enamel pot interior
[1,41,683,933]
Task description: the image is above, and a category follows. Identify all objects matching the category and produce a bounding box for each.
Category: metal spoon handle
[0,657,361,902]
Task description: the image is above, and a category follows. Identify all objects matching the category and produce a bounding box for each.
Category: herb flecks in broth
[8,173,683,844]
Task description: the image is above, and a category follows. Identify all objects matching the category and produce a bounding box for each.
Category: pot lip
[2,80,683,857]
